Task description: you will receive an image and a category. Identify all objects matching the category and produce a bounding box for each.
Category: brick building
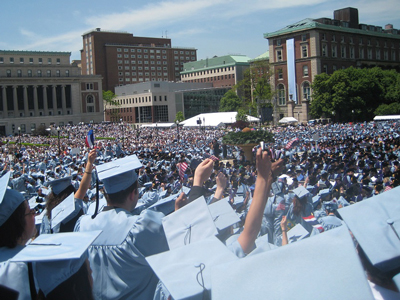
[264,7,400,123]
[81,28,197,92]
[0,50,103,135]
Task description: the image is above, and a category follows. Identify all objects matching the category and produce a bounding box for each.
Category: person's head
[0,190,36,248]
[45,184,76,218]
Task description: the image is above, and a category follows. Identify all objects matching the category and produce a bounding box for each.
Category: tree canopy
[310,67,400,122]
[174,111,185,123]
[219,89,243,112]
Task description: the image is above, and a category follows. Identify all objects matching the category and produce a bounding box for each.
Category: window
[38,58,42,64]
[10,57,14,63]
[17,70,22,77]
[322,33,326,41]
[323,64,328,73]
[28,69,32,77]
[48,58,52,64]
[341,46,346,58]
[322,44,327,57]
[303,82,310,100]
[368,49,373,59]
[86,83,93,90]
[276,50,282,61]
[276,39,281,46]
[341,36,345,43]
[0,57,3,63]
[301,45,308,58]
[384,50,388,60]
[392,50,396,61]
[359,38,363,45]
[303,65,309,76]
[56,58,60,64]
[29,58,33,64]
[20,57,24,63]
[278,84,285,105]
[301,34,307,42]
[47,70,51,77]
[65,70,69,77]
[6,69,11,77]
[349,37,353,44]
[117,48,122,52]
[359,48,364,59]
[332,34,336,42]
[332,45,337,58]
[37,70,42,77]
[278,69,283,79]
[376,49,381,60]
[56,70,60,77]
[350,47,355,59]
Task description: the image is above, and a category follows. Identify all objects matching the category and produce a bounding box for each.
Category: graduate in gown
[75,155,168,300]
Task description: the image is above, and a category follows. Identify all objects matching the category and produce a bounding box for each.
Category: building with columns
[0,50,103,135]
[264,7,400,123]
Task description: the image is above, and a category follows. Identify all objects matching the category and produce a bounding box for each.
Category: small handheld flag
[85,130,95,149]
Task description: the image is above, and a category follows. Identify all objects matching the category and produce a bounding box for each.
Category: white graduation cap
[162,196,218,250]
[0,172,25,227]
[146,237,238,300]
[96,155,142,194]
[148,193,179,216]
[338,186,400,273]
[45,176,73,195]
[287,223,310,244]
[208,198,240,231]
[50,192,75,229]
[211,226,374,300]
[11,230,101,296]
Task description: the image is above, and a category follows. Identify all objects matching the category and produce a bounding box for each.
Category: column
[13,86,18,116]
[43,85,49,116]
[1,86,7,115]
[23,85,29,117]
[287,100,295,118]
[61,85,66,115]
[302,99,310,122]
[52,85,57,114]
[33,86,39,116]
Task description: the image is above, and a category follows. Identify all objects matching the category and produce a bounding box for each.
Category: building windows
[6,69,11,77]
[65,70,69,77]
[376,49,381,60]
[17,69,22,77]
[48,58,52,64]
[341,36,345,43]
[349,37,353,44]
[86,83,94,90]
[124,48,128,52]
[276,50,282,61]
[323,64,328,73]
[322,44,327,57]
[392,50,396,61]
[10,57,14,63]
[332,45,337,58]
[37,70,42,77]
[47,70,51,77]
[117,54,122,58]
[38,58,42,64]
[368,49,372,59]
[301,34,307,42]
[350,46,355,59]
[28,70,32,77]
[322,33,326,41]
[384,50,388,60]
[56,70,60,77]
[57,58,60,64]
[302,45,308,58]
[0,57,3,63]
[359,48,364,59]
[276,39,281,46]
[117,48,122,52]
[20,58,24,63]
[332,34,336,42]
[303,65,309,77]
[341,46,346,58]
[302,82,310,100]
[333,65,337,71]
[359,38,363,45]
[278,84,285,106]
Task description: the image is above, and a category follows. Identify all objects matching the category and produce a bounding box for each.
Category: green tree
[103,90,121,121]
[174,111,185,122]
[310,67,400,122]
[236,108,248,122]
[374,102,400,115]
[219,89,243,112]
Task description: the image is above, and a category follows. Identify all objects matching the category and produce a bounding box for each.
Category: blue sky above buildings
[2,0,399,61]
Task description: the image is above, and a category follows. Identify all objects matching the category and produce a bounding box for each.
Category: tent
[140,123,176,128]
[180,112,260,127]
[278,117,298,123]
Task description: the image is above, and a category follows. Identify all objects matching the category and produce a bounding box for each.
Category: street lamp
[259,115,262,129]
[18,127,21,149]
[57,127,61,156]
[352,110,355,123]
[175,120,180,142]
[67,127,70,140]
[203,117,205,132]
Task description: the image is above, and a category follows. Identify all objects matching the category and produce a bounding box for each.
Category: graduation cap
[0,172,23,227]
[96,155,142,194]
[162,196,218,250]
[338,186,400,273]
[50,192,76,229]
[10,230,101,296]
[146,237,239,300]
[211,226,374,300]
[287,223,310,243]
[208,198,241,231]
[45,176,73,195]
[292,186,310,200]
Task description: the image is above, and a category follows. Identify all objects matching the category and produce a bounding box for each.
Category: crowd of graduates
[0,119,399,299]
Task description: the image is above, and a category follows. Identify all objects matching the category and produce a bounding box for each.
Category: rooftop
[181,55,251,74]
[0,50,71,56]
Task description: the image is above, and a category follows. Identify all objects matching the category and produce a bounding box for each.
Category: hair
[104,180,138,205]
[45,185,76,219]
[0,201,26,248]
[292,196,307,216]
[43,260,94,300]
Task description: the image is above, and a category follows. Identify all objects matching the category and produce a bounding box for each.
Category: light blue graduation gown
[75,207,168,300]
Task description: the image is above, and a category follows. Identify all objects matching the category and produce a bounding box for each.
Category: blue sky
[2,0,399,61]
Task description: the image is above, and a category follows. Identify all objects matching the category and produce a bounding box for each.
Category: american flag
[85,130,95,149]
[285,138,299,150]
[302,215,324,233]
[179,162,188,181]
[204,153,219,162]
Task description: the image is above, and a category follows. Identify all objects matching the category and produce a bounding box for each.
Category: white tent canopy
[140,123,176,128]
[180,112,260,127]
[278,117,298,123]
[373,115,400,121]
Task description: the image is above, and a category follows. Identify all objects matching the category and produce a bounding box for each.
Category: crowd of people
[0,119,399,299]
